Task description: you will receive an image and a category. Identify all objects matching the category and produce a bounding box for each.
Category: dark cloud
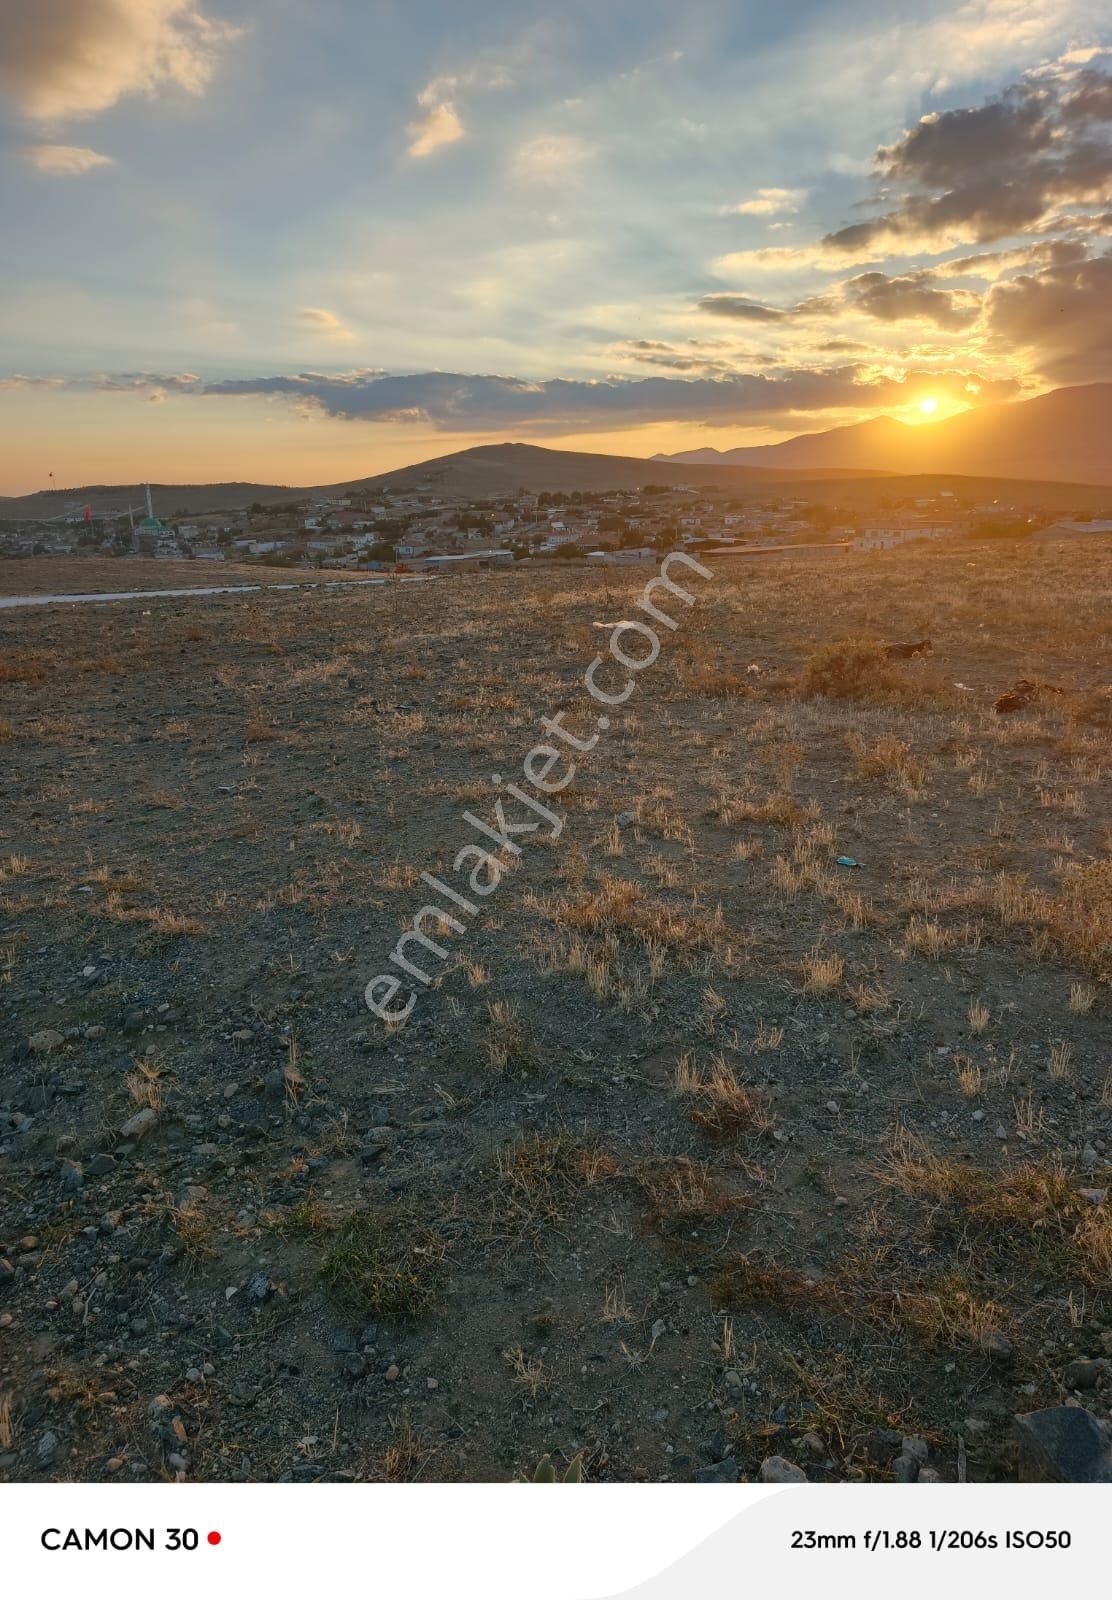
[201,366,1015,431]
[844,270,980,329]
[696,294,787,322]
[1062,68,1112,125]
[986,251,1112,384]
[823,70,1112,254]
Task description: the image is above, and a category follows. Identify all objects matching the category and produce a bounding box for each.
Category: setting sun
[919,396,939,416]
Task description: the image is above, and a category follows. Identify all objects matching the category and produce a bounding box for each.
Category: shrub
[800,637,895,700]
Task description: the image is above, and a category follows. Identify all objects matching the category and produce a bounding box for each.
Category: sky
[0,0,1110,493]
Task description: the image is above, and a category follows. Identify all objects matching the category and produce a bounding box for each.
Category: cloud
[513,134,586,184]
[407,84,464,158]
[697,295,787,322]
[986,250,1112,383]
[199,365,1015,432]
[297,308,355,342]
[20,142,113,174]
[727,187,807,216]
[823,68,1112,256]
[0,0,241,122]
[405,55,517,159]
[843,270,981,329]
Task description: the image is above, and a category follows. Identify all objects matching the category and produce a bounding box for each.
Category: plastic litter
[836,856,862,868]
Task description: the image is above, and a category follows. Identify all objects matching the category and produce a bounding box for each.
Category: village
[3,477,1108,574]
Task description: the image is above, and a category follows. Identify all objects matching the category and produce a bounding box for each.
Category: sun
[919,396,939,416]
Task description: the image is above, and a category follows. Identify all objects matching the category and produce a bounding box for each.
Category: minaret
[146,483,154,520]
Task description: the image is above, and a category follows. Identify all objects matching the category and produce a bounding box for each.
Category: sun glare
[919,396,939,416]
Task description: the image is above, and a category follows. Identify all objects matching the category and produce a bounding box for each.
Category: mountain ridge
[654,384,1112,484]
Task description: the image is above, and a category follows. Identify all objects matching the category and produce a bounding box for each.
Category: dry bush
[800,638,896,701]
[847,731,927,796]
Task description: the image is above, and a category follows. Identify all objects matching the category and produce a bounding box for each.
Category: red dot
[207,1532,222,1546]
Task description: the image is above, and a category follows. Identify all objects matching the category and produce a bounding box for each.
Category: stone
[29,1029,65,1055]
[122,1011,146,1035]
[979,1329,1013,1361]
[119,1107,158,1141]
[694,1458,738,1483]
[37,1431,60,1465]
[798,1431,826,1459]
[1014,1405,1112,1483]
[1063,1358,1106,1390]
[88,1153,115,1177]
[892,1455,918,1482]
[60,1159,83,1193]
[758,1455,807,1483]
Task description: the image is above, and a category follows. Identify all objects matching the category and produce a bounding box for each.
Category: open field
[0,558,369,598]
[0,542,1109,1484]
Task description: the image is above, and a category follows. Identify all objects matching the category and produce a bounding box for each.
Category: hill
[0,447,883,520]
[656,384,1112,485]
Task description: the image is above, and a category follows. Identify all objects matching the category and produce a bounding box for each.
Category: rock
[246,1272,272,1304]
[87,1153,115,1177]
[263,1069,285,1099]
[759,1455,807,1483]
[798,1431,826,1459]
[918,1467,942,1483]
[694,1458,738,1483]
[37,1431,60,1465]
[722,1370,745,1395]
[901,1435,929,1463]
[1063,1358,1106,1390]
[60,1158,83,1193]
[1014,1405,1112,1483]
[29,1029,65,1055]
[84,1025,106,1041]
[122,1011,146,1035]
[359,1127,396,1163]
[384,1363,400,1382]
[232,1029,254,1044]
[979,1329,1013,1361]
[119,1107,158,1141]
[1078,1189,1108,1205]
[893,1455,918,1482]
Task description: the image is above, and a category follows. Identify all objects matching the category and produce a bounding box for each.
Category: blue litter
[836,856,862,868]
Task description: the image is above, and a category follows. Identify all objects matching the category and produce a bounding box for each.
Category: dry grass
[676,1053,769,1138]
[800,946,845,993]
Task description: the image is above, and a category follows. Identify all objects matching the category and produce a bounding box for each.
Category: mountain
[347,441,881,497]
[655,384,1112,485]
